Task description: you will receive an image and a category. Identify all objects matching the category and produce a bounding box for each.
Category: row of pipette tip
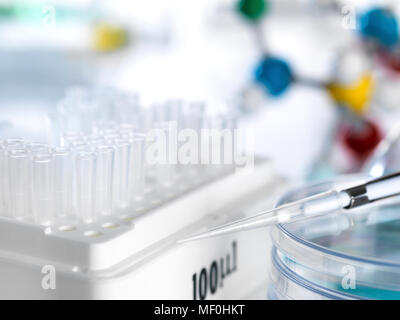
[0,131,145,226]
[54,86,236,138]
[0,88,239,226]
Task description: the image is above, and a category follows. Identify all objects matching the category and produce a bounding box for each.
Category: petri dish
[268,175,400,300]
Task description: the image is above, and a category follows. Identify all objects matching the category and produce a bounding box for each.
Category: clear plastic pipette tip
[180,171,400,244]
[178,208,280,243]
[179,190,352,243]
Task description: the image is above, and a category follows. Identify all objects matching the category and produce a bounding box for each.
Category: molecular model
[235,0,400,177]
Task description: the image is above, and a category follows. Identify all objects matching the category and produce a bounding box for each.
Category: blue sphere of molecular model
[254,56,293,96]
[358,7,399,48]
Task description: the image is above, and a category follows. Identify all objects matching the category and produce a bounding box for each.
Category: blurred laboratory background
[2,0,400,182]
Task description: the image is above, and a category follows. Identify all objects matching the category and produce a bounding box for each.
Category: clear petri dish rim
[274,174,400,268]
[270,174,400,299]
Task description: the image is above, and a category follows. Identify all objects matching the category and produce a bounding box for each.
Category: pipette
[180,171,400,243]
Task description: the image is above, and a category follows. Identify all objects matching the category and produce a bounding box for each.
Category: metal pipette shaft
[181,172,400,243]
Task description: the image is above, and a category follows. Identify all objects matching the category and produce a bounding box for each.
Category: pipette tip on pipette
[179,181,384,244]
[178,226,236,244]
[178,207,283,243]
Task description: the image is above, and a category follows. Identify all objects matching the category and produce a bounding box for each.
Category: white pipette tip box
[0,159,285,299]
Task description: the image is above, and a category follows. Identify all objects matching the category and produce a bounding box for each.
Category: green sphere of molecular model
[237,0,268,22]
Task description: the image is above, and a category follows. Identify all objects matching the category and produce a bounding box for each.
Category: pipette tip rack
[0,87,284,299]
[0,86,264,268]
